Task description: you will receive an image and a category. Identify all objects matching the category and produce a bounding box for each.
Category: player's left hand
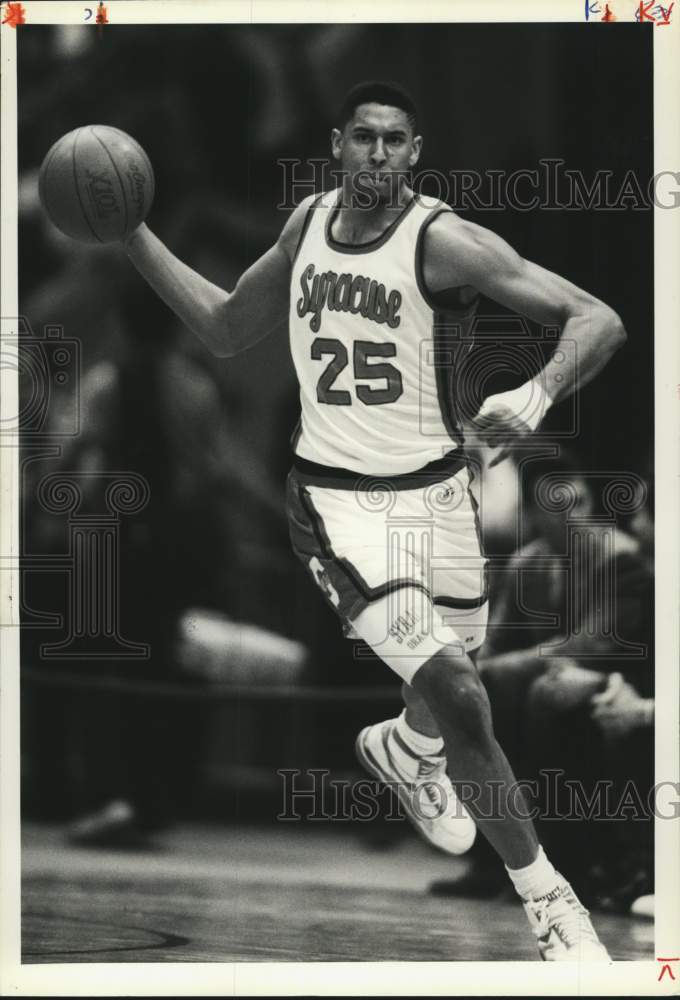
[471,381,553,467]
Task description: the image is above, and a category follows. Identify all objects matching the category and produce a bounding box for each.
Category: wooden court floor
[22,822,654,963]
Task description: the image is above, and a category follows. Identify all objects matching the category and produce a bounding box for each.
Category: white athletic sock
[393,710,444,757]
[506,845,562,901]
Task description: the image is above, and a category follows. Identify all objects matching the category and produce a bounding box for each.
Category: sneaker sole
[354,727,474,856]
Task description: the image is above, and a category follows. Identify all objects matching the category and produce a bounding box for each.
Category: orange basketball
[38,125,154,244]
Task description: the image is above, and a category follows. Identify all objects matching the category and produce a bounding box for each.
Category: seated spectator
[23,277,287,845]
[433,449,653,912]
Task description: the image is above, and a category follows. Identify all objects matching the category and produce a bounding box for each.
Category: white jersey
[289,188,477,475]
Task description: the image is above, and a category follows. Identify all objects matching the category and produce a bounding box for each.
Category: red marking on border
[638,1,657,20]
[95,0,108,40]
[656,2,673,23]
[601,3,617,19]
[1,2,26,26]
[657,957,679,982]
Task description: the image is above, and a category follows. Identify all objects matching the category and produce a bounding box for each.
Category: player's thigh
[351,586,468,684]
[286,471,482,680]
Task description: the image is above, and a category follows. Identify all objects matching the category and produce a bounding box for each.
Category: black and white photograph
[1,0,678,994]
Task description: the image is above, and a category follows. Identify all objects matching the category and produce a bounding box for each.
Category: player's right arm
[122,195,314,358]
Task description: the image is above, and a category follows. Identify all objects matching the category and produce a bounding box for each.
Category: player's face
[331,103,422,204]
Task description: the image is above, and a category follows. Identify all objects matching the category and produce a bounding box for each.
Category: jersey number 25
[311,338,403,406]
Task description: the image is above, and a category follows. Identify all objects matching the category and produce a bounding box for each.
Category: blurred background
[18,23,653,920]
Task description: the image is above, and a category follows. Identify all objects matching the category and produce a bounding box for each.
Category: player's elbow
[205,299,238,358]
[598,305,627,352]
[580,301,626,355]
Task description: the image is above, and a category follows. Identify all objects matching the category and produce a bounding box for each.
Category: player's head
[331,81,422,205]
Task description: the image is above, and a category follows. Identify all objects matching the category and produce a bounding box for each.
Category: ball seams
[105,126,155,216]
[89,124,129,236]
[72,126,103,244]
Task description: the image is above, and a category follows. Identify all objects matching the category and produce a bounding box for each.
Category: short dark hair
[337,81,418,133]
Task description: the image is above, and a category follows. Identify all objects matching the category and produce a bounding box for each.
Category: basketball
[38,125,154,243]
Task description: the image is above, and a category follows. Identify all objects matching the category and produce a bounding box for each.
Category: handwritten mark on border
[657,957,679,982]
[1,1,26,26]
[585,0,673,20]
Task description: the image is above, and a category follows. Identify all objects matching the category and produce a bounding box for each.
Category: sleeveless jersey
[288,188,477,475]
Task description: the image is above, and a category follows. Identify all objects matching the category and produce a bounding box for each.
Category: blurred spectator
[22,267,293,844]
[436,449,654,911]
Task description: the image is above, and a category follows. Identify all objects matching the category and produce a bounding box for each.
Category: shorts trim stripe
[298,484,431,617]
[435,594,488,610]
[292,448,468,492]
[464,463,490,601]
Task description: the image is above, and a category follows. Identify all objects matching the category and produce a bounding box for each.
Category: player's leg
[353,588,535,862]
[410,642,537,868]
[351,588,609,961]
[357,600,488,854]
[372,468,489,758]
[351,589,477,856]
[401,677,440,737]
[287,473,609,960]
[414,641,609,959]
[356,608,487,855]
[399,638,482,739]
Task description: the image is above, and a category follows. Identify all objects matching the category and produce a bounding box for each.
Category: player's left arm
[423,216,627,462]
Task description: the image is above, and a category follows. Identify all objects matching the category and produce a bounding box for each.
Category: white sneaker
[523,881,611,961]
[354,718,476,855]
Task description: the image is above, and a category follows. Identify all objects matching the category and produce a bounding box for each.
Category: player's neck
[334,183,414,245]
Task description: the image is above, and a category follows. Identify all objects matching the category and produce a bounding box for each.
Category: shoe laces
[414,753,450,811]
[415,753,447,780]
[384,734,450,812]
[531,886,599,949]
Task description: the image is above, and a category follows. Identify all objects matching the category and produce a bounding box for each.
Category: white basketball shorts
[287,450,489,683]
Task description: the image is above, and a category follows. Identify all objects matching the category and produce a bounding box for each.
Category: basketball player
[121,82,626,960]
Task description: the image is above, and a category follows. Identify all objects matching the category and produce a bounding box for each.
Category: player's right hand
[471,380,553,467]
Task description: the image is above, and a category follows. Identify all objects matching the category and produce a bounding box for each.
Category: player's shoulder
[277,190,328,262]
[422,210,513,288]
[423,208,497,257]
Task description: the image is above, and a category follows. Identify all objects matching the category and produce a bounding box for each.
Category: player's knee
[412,645,492,740]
